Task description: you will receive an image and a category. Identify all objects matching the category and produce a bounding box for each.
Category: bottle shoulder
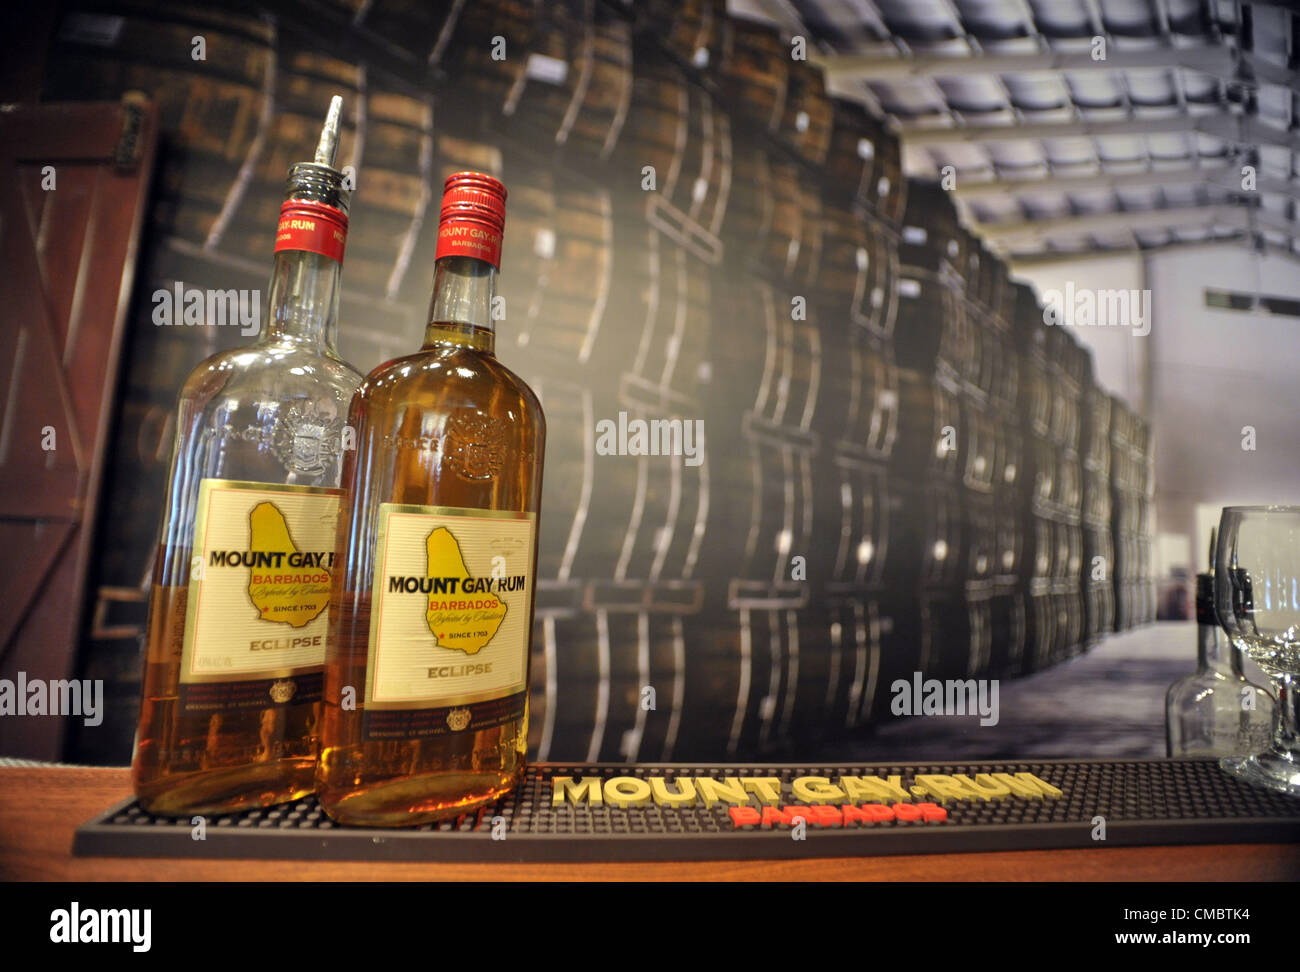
[178,343,363,409]
[357,346,543,415]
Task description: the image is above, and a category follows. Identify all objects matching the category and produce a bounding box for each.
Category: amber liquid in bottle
[318,239,546,826]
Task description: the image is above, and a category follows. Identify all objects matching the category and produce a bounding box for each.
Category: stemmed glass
[1215,506,1300,796]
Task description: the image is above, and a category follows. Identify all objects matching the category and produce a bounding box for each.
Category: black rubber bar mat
[74,758,1300,861]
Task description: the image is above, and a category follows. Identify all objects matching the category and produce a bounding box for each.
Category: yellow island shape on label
[246,501,330,628]
[425,526,507,655]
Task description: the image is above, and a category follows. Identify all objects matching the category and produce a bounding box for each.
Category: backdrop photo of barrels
[46,0,1156,765]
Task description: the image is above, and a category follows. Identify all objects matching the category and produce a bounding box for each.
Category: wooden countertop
[3,766,1297,880]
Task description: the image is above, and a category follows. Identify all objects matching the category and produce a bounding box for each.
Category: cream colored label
[181,479,340,683]
[365,504,535,710]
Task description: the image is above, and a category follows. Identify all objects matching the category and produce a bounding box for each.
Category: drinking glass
[1215,506,1300,796]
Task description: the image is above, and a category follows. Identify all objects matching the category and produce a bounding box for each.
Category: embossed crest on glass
[132,99,364,815]
[1215,506,1300,795]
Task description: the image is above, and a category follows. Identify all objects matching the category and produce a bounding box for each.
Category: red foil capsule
[435,171,507,269]
[275,199,349,264]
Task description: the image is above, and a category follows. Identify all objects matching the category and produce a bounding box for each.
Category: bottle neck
[423,255,496,354]
[261,249,342,351]
[1198,616,1243,674]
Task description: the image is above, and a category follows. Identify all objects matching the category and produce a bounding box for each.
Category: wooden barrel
[1082,386,1112,477]
[673,602,921,758]
[339,85,435,301]
[528,609,689,762]
[918,591,988,681]
[1052,587,1085,660]
[524,374,595,585]
[960,305,996,402]
[429,0,539,109]
[988,585,1026,676]
[880,479,964,591]
[1082,468,1111,528]
[1026,436,1056,514]
[678,608,803,757]
[817,206,899,340]
[723,148,822,286]
[46,4,275,248]
[996,417,1023,499]
[495,169,614,365]
[824,457,890,592]
[714,277,821,435]
[641,0,727,71]
[153,47,364,265]
[989,336,1019,416]
[720,435,816,604]
[890,369,962,482]
[1020,353,1053,441]
[1022,582,1057,672]
[615,54,732,262]
[718,16,788,134]
[610,226,712,412]
[959,394,997,496]
[1051,520,1083,585]
[898,180,964,277]
[995,499,1023,583]
[819,332,898,461]
[1084,580,1115,644]
[1049,382,1082,451]
[791,600,894,734]
[571,404,711,587]
[777,57,832,166]
[1024,512,1055,582]
[1083,523,1115,640]
[823,97,905,224]
[892,270,969,386]
[497,0,633,163]
[963,493,998,587]
[1056,449,1083,517]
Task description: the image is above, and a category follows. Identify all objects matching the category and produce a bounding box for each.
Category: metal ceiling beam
[952,164,1238,198]
[811,45,1235,81]
[952,165,1300,203]
[978,204,1249,241]
[899,114,1199,145]
[1005,234,1300,270]
[1005,236,1248,267]
[899,111,1300,151]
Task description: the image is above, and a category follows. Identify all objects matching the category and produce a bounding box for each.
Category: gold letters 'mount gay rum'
[132,98,363,815]
[317,172,545,827]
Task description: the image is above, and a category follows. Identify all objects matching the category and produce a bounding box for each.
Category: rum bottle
[317,172,545,827]
[132,98,363,814]
[1166,566,1275,757]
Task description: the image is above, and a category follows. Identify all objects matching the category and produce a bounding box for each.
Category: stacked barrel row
[887,183,1022,685]
[1081,385,1117,641]
[1015,292,1097,671]
[692,15,914,756]
[1111,400,1157,627]
[48,0,1160,766]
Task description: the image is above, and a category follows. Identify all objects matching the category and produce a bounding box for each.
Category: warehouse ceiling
[740,0,1299,264]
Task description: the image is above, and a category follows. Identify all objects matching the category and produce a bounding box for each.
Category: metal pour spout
[314,96,343,167]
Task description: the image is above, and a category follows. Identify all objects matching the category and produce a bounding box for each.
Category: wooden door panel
[0,97,157,760]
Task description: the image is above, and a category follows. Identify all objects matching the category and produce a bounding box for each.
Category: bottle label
[435,221,503,268]
[178,479,341,713]
[275,200,348,264]
[362,503,536,740]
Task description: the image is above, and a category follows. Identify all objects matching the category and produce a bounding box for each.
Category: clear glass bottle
[1166,572,1275,757]
[317,172,545,827]
[132,99,364,815]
